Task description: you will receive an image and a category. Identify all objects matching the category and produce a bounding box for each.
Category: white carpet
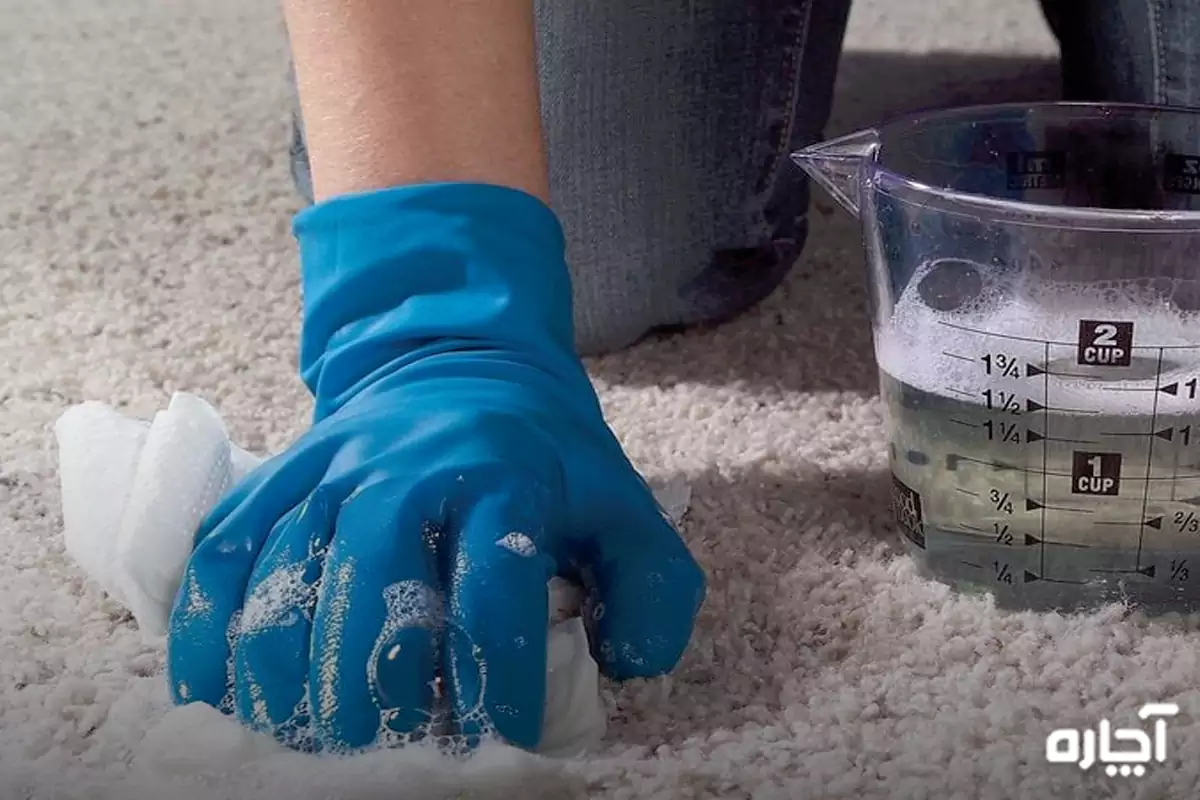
[5,0,1200,797]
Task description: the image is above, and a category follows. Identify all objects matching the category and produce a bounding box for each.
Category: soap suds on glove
[497,531,538,557]
[368,578,446,740]
[239,562,313,636]
[54,391,692,772]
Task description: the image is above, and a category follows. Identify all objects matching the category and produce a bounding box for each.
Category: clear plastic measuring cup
[793,102,1200,612]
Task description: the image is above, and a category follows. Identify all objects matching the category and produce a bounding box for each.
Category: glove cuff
[293,183,575,419]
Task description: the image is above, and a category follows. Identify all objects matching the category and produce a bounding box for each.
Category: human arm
[283,0,548,201]
[166,0,706,754]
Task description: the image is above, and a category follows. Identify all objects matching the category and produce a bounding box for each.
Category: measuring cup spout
[790,128,881,219]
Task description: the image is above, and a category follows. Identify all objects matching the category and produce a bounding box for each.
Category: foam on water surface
[876,264,1200,415]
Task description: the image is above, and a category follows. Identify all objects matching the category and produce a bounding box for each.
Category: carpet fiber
[4,0,1200,797]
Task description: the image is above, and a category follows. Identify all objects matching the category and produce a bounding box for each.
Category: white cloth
[53,392,690,760]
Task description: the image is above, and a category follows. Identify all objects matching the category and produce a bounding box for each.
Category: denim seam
[1147,0,1166,103]
[757,0,814,202]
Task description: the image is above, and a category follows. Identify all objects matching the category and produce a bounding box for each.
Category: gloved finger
[308,480,439,752]
[166,451,324,711]
[232,489,337,748]
[192,430,346,545]
[443,483,555,750]
[191,457,273,545]
[581,478,706,680]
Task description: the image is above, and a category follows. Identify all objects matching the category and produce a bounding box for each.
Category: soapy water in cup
[876,258,1200,612]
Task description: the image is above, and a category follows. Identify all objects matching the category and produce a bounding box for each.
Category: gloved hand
[165,183,706,753]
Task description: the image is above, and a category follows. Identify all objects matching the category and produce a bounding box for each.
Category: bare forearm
[282,0,548,202]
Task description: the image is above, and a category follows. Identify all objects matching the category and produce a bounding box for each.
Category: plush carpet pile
[4,0,1196,797]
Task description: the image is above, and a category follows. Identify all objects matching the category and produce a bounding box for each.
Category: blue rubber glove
[165,183,706,753]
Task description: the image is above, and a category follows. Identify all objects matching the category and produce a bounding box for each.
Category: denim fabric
[288,1,851,355]
[286,1,1200,356]
[1042,0,1200,107]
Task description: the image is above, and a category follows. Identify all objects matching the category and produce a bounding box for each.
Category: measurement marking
[936,319,1200,349]
[1026,429,1095,444]
[1022,466,1083,478]
[1042,503,1094,514]
[984,420,1023,442]
[1026,399,1101,415]
[941,351,975,363]
[1173,439,1184,502]
[1025,535,1092,550]
[1026,472,1200,482]
[1028,466,1078,478]
[937,528,994,541]
[1101,431,1165,437]
[1090,566,1157,578]
[1023,571,1085,585]
[949,418,978,428]
[948,456,1070,480]
[952,455,1022,471]
[982,389,1023,413]
[1136,348,1165,570]
[1042,369,1111,379]
[944,386,976,399]
[1040,340,1049,575]
[960,560,983,569]
[1027,498,1095,514]
[955,487,979,498]
[1100,386,1160,393]
[974,460,1200,481]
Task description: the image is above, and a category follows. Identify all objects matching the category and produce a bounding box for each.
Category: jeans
[288,0,1200,357]
[1043,0,1200,106]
